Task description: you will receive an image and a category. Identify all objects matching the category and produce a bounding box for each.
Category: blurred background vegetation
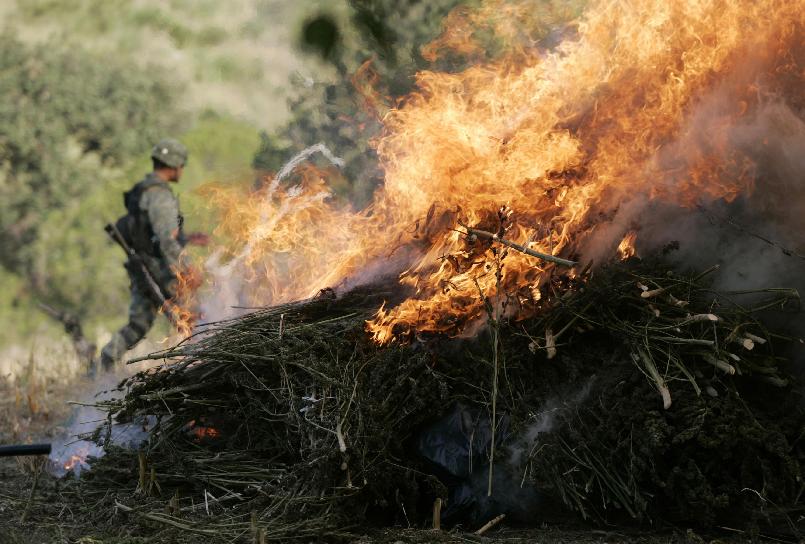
[0,0,470,358]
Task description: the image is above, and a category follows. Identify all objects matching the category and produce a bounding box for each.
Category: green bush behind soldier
[100,138,208,371]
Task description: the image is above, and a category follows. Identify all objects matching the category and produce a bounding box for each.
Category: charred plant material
[523,260,803,525]
[81,286,437,540]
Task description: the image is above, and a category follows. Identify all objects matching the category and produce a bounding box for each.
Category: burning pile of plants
[72,254,804,541]
[60,0,804,539]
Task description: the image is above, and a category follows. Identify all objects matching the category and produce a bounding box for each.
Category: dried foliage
[519,260,804,525]
[71,259,805,541]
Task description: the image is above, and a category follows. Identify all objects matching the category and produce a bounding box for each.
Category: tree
[0,34,180,313]
[253,0,466,207]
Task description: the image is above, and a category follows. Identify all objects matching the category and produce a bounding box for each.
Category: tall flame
[203,0,803,342]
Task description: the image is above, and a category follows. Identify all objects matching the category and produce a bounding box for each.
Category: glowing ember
[186,419,221,441]
[50,441,99,477]
[63,454,87,472]
[201,0,803,343]
[618,232,638,261]
[193,426,220,440]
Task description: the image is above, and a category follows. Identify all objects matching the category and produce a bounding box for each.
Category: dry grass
[0,333,181,445]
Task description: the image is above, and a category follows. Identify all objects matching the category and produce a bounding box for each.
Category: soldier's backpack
[114,176,166,256]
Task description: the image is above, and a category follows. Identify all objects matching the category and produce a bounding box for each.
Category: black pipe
[0,443,52,457]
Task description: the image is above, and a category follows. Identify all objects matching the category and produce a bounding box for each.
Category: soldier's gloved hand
[185,232,210,246]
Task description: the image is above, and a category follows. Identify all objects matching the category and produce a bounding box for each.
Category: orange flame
[56,443,94,474]
[202,0,803,343]
[618,231,638,261]
[165,261,203,338]
[63,454,85,472]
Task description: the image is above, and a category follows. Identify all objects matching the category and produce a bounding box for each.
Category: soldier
[100,138,208,371]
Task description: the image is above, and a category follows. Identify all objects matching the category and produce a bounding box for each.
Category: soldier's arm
[141,187,185,270]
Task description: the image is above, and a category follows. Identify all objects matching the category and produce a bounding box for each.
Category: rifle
[104,223,184,327]
[105,223,169,307]
[0,443,52,457]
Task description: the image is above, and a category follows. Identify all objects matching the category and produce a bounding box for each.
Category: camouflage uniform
[100,140,188,370]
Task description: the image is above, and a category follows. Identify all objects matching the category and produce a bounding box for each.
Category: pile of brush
[76,257,805,541]
[519,260,803,527]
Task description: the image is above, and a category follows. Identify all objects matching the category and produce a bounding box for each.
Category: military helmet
[151,138,188,168]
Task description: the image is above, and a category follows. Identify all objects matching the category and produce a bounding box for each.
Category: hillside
[0,0,346,128]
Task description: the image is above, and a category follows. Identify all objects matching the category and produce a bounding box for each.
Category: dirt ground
[0,449,787,543]
[0,468,780,544]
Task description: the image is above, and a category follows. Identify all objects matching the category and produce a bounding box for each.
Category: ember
[186,419,221,441]
[63,453,88,473]
[50,441,98,477]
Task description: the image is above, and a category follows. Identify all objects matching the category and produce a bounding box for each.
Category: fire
[618,232,638,261]
[165,261,203,338]
[186,419,221,441]
[203,0,803,342]
[63,454,86,472]
[51,442,96,476]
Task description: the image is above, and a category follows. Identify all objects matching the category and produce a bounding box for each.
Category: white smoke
[200,143,345,322]
[48,366,156,477]
[508,379,594,471]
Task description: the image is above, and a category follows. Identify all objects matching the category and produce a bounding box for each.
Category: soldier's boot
[99,332,129,372]
[100,293,157,372]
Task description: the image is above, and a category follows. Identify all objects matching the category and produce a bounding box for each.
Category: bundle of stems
[82,285,449,540]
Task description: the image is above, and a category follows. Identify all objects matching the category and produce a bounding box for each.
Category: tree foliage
[253,0,467,207]
[0,34,180,310]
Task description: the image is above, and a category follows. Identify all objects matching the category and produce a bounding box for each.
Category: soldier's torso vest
[115,175,184,258]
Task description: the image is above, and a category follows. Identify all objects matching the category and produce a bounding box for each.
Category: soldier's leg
[99,287,158,371]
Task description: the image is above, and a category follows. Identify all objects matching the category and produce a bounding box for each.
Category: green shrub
[253,0,467,206]
[0,34,180,319]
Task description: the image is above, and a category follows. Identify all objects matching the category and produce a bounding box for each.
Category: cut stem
[703,354,736,375]
[637,349,671,410]
[475,513,506,535]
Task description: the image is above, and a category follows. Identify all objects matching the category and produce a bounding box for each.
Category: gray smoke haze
[49,369,153,477]
[579,90,805,344]
[508,380,594,475]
